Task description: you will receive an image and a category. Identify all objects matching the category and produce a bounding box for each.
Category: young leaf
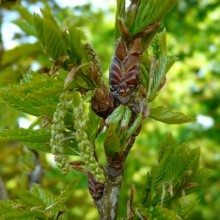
[86,106,101,144]
[149,205,181,220]
[132,0,178,35]
[59,178,79,201]
[66,27,84,64]
[34,13,45,46]
[12,20,36,36]
[103,105,125,156]
[34,8,67,60]
[31,184,57,208]
[13,6,34,25]
[178,199,200,219]
[115,0,126,39]
[0,71,67,116]
[144,134,205,212]
[158,133,177,162]
[17,189,45,207]
[0,210,47,220]
[0,90,57,117]
[103,123,121,157]
[122,113,143,142]
[147,30,177,101]
[150,106,196,124]
[43,19,67,60]
[0,128,50,143]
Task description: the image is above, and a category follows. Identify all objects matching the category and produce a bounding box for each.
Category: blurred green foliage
[0,0,219,219]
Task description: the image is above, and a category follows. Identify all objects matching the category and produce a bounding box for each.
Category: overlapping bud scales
[109,38,142,105]
[50,91,73,174]
[91,84,115,118]
[73,93,105,183]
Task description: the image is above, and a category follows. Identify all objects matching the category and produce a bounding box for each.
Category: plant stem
[95,168,123,220]
[94,130,140,220]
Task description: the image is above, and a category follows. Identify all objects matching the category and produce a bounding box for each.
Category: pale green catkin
[83,43,103,85]
[50,91,73,174]
[73,96,105,183]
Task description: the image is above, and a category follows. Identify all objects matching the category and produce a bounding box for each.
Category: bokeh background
[0,0,219,219]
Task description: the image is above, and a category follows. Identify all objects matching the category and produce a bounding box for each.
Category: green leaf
[132,0,178,35]
[34,8,67,60]
[31,184,57,207]
[0,71,67,116]
[104,122,121,157]
[43,19,67,60]
[86,106,101,144]
[22,142,78,155]
[150,149,171,194]
[0,91,57,117]
[150,106,196,124]
[158,133,177,162]
[144,134,204,209]
[0,210,47,220]
[0,184,67,220]
[34,13,45,46]
[12,20,36,36]
[59,177,79,201]
[115,0,126,39]
[0,127,78,155]
[124,0,139,31]
[104,105,125,156]
[0,128,50,143]
[147,30,177,101]
[0,200,18,214]
[122,113,143,142]
[149,205,180,220]
[22,142,52,153]
[178,199,200,219]
[17,189,45,207]
[14,6,34,25]
[66,27,84,64]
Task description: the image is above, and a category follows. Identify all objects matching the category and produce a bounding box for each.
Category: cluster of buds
[73,94,105,183]
[50,92,73,174]
[91,38,144,119]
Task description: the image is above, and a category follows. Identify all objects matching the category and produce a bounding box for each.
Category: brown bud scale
[109,38,142,104]
[91,84,115,118]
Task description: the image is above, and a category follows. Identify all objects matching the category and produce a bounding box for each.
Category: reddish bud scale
[88,172,104,200]
[109,38,142,105]
[91,84,115,118]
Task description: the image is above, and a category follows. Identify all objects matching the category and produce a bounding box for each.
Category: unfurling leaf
[150,106,196,124]
[104,105,125,156]
[142,134,207,219]
[104,105,142,157]
[132,0,178,35]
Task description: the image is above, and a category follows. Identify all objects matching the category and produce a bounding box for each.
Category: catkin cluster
[50,92,73,174]
[73,97,105,183]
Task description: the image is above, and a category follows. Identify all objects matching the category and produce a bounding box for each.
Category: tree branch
[94,125,141,220]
